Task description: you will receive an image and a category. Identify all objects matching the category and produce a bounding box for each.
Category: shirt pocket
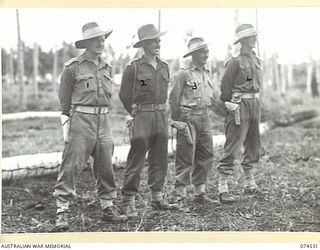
[75,73,96,93]
[102,72,113,95]
[186,80,202,99]
[254,59,262,76]
[204,80,213,98]
[254,59,262,85]
[239,60,252,82]
[160,69,170,83]
[137,72,153,90]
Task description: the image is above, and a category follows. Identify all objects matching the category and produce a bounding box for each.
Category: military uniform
[54,53,116,213]
[169,62,214,198]
[218,49,262,193]
[119,55,170,200]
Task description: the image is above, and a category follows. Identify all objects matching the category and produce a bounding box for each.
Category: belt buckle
[154,104,159,110]
[97,106,101,114]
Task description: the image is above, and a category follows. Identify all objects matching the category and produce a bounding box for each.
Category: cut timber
[2,123,270,182]
[3,108,317,181]
[2,146,131,182]
[2,152,61,182]
[272,110,319,127]
[2,111,60,121]
[295,116,320,129]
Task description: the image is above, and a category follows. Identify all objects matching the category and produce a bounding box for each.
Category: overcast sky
[1,8,320,64]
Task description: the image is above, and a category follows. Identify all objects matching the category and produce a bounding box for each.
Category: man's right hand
[60,115,70,143]
[224,102,239,112]
[179,106,192,121]
[125,115,134,127]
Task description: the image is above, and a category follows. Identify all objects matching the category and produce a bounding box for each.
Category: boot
[219,192,236,204]
[123,195,138,218]
[243,169,262,196]
[176,197,191,213]
[102,205,128,222]
[55,211,69,229]
[151,192,178,210]
[173,186,190,212]
[194,184,217,204]
[194,193,217,204]
[218,174,236,204]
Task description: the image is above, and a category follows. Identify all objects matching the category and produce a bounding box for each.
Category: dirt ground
[2,126,320,233]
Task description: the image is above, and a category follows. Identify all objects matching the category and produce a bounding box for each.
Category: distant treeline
[1,41,319,96]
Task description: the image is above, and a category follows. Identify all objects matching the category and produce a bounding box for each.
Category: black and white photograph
[1,7,320,236]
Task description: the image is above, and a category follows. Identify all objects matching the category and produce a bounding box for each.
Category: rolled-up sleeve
[169,71,185,120]
[220,59,238,102]
[119,63,135,114]
[59,66,74,116]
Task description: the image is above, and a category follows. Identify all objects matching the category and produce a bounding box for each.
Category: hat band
[188,41,205,52]
[83,27,104,39]
[236,28,257,39]
[139,32,160,40]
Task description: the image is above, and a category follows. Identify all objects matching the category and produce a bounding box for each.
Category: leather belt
[240,92,259,99]
[136,103,167,112]
[74,105,109,114]
[191,108,208,115]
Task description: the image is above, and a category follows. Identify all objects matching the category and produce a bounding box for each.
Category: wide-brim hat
[133,24,167,48]
[75,22,113,49]
[234,23,258,44]
[183,37,209,58]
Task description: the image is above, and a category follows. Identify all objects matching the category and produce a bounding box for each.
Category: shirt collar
[240,49,256,57]
[190,62,209,73]
[140,55,165,68]
[79,53,109,68]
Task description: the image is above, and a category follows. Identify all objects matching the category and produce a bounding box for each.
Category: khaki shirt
[220,50,262,102]
[59,53,113,116]
[119,55,170,114]
[169,62,214,120]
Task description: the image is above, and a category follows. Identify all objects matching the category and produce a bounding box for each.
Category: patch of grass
[2,118,63,157]
[2,113,130,158]
[2,127,320,233]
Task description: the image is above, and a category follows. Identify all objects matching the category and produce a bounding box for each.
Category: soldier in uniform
[54,22,126,229]
[217,24,263,204]
[119,24,174,218]
[169,37,216,212]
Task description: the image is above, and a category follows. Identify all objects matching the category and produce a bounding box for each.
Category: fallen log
[295,116,320,129]
[272,109,319,127]
[4,107,318,182]
[2,145,131,182]
[1,123,270,182]
[2,111,60,121]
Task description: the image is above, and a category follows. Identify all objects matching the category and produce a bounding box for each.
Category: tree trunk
[265,56,273,90]
[306,60,312,94]
[33,42,39,99]
[287,63,293,90]
[233,9,241,56]
[158,9,161,31]
[272,54,280,92]
[16,9,26,110]
[280,64,287,95]
[52,47,58,95]
[311,63,319,97]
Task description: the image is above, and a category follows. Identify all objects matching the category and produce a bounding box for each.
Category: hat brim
[183,43,209,58]
[233,32,258,45]
[133,31,167,48]
[75,29,113,49]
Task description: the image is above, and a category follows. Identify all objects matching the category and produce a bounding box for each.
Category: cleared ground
[2,125,320,233]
